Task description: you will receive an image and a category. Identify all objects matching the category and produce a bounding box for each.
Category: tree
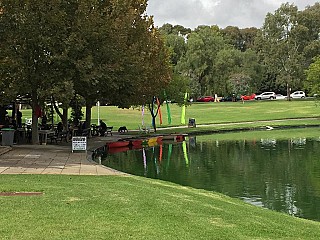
[163,73,195,103]
[162,34,186,65]
[256,3,306,97]
[177,25,229,96]
[305,57,320,97]
[298,3,320,66]
[69,0,171,125]
[228,73,251,96]
[0,0,73,144]
[1,0,171,141]
[211,48,261,96]
[159,23,191,36]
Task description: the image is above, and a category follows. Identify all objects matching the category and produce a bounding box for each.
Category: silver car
[255,92,276,100]
[290,91,306,99]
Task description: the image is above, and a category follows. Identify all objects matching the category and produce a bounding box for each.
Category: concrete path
[0,134,131,176]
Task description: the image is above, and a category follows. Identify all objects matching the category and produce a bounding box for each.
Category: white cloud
[146,0,318,29]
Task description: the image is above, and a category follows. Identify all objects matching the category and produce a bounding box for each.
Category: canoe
[131,139,143,147]
[130,144,143,150]
[175,135,185,142]
[108,146,130,154]
[107,141,130,148]
[156,136,163,143]
[148,137,158,144]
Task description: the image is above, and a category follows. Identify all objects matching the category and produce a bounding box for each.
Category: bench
[138,125,151,134]
[105,126,113,136]
[81,128,91,137]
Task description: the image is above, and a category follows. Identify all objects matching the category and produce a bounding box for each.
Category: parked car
[275,94,287,100]
[196,96,214,102]
[255,92,276,100]
[241,94,256,100]
[290,91,306,99]
[220,95,241,102]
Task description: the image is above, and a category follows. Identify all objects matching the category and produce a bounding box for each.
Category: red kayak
[108,146,130,154]
[107,141,130,148]
[131,139,143,147]
[156,136,163,143]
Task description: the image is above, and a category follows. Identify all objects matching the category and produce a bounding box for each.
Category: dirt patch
[0,192,43,196]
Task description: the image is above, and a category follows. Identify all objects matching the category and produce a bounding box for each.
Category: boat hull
[107,141,130,148]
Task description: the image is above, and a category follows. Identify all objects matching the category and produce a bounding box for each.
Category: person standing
[99,120,107,136]
[17,110,22,128]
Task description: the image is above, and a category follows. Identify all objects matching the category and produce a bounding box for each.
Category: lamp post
[97,101,100,125]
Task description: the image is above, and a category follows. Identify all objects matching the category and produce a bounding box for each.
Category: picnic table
[38,130,55,145]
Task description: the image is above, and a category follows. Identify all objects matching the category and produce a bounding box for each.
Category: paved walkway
[0,134,130,176]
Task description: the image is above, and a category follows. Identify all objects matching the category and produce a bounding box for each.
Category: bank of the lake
[1,174,320,239]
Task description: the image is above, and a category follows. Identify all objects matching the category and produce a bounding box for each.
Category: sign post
[72,136,87,153]
[97,101,100,125]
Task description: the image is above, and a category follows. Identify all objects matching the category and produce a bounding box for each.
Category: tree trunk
[62,107,68,131]
[148,99,158,133]
[31,92,39,144]
[85,103,92,127]
[85,102,92,137]
[286,83,291,101]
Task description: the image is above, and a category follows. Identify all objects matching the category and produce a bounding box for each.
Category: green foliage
[69,94,84,126]
[228,73,251,95]
[256,2,320,93]
[305,56,320,96]
[158,23,191,36]
[163,73,197,104]
[0,0,171,143]
[221,26,259,51]
[298,3,320,64]
[177,26,229,96]
[163,34,187,65]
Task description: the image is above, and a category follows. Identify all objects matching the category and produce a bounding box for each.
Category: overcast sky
[146,0,319,29]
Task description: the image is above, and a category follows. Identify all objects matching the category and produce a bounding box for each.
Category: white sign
[72,136,87,152]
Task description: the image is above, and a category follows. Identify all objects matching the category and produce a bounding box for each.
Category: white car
[255,92,276,100]
[275,94,287,100]
[290,91,306,99]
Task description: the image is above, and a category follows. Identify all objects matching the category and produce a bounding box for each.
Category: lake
[94,128,320,221]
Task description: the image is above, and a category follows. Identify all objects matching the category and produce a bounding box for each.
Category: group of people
[1,107,109,138]
[55,119,108,137]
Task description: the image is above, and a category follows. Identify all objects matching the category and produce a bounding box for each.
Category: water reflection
[95,134,320,221]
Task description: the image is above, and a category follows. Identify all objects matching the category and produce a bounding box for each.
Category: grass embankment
[88,100,320,130]
[3,100,320,239]
[1,175,320,239]
[21,100,320,133]
[193,127,320,142]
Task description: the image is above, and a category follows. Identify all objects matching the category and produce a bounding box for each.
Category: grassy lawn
[3,100,320,239]
[1,175,320,239]
[91,100,320,129]
[189,127,320,141]
[20,100,320,131]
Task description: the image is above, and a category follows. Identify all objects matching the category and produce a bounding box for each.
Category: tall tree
[298,3,320,66]
[305,56,320,97]
[256,3,306,97]
[0,0,72,144]
[177,25,229,96]
[1,0,171,142]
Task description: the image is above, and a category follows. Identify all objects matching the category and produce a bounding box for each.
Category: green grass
[95,100,320,129]
[1,175,320,239]
[190,127,320,141]
[4,100,320,239]
[20,100,320,131]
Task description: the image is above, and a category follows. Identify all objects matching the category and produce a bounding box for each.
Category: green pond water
[94,128,320,222]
